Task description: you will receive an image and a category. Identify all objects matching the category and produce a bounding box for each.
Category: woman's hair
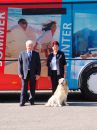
[52,41,59,47]
[42,21,56,31]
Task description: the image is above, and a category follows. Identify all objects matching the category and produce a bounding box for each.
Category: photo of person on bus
[34,21,57,58]
[6,18,42,58]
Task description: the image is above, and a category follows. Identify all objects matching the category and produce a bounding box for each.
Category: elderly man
[18,40,41,106]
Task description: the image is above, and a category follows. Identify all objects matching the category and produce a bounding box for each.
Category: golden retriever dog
[45,78,68,107]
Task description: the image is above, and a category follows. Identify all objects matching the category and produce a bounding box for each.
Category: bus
[0,0,97,101]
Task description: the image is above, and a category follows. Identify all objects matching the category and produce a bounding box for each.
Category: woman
[47,41,67,93]
[35,21,57,58]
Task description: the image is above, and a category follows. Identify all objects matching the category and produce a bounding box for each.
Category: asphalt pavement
[0,91,97,130]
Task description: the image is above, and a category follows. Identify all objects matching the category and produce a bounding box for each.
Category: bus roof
[0,0,60,3]
[0,0,97,4]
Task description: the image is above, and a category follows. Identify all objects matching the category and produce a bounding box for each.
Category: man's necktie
[28,52,32,70]
[28,52,32,61]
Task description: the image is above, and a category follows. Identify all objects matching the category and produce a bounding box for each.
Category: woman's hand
[64,72,66,78]
[36,75,40,80]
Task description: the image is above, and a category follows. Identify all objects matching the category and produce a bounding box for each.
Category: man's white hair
[25,40,35,46]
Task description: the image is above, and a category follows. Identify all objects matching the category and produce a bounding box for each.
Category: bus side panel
[72,3,97,89]
[0,4,75,91]
[60,4,75,89]
[0,4,62,90]
[0,8,8,73]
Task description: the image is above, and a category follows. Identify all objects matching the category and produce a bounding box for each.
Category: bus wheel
[81,67,97,101]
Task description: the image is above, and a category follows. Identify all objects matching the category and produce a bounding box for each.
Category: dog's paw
[56,103,62,107]
[45,103,49,107]
[58,104,62,107]
[64,102,69,106]
[45,102,52,107]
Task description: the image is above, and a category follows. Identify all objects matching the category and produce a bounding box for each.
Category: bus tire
[80,67,97,101]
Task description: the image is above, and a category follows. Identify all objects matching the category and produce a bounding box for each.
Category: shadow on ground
[0,91,97,106]
[0,91,82,102]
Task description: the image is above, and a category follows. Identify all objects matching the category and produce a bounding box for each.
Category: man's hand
[18,74,22,78]
[48,76,51,81]
[36,75,40,80]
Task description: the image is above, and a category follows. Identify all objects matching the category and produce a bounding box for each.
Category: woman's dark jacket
[47,50,67,77]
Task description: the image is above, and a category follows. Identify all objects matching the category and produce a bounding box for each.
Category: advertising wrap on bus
[0,1,97,100]
[0,9,7,73]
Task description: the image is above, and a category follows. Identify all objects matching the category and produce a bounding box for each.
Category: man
[18,40,41,106]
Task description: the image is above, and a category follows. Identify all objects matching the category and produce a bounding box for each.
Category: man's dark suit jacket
[47,50,67,77]
[18,50,41,79]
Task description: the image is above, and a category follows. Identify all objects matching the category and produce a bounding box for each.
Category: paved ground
[0,91,97,130]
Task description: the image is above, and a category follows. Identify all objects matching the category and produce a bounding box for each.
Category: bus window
[72,3,97,100]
